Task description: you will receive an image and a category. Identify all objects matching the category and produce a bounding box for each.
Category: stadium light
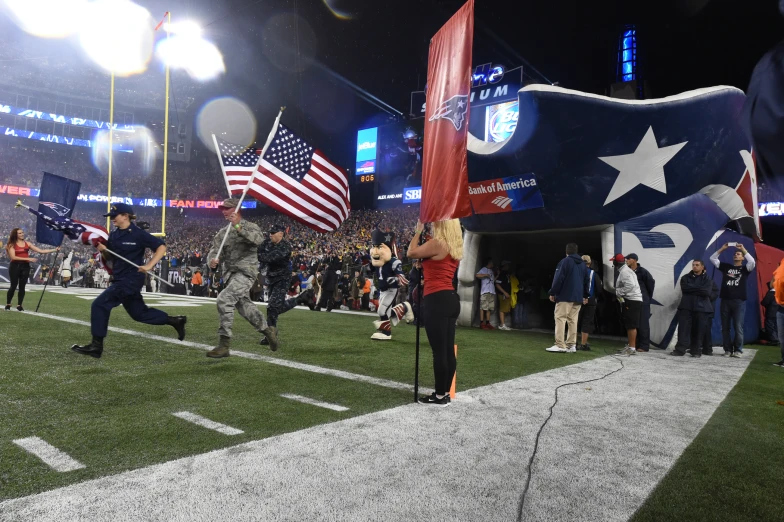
[156,25,225,82]
[78,0,155,77]
[2,0,87,38]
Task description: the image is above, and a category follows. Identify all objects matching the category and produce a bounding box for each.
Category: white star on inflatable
[599,126,687,206]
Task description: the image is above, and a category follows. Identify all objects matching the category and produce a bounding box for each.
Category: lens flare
[322,0,354,20]
[156,34,225,82]
[78,0,154,76]
[91,126,159,177]
[2,0,87,38]
[196,97,256,153]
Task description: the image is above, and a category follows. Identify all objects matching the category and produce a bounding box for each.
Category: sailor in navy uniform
[369,228,413,340]
[71,203,186,358]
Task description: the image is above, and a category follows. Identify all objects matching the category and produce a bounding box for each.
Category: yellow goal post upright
[106,11,171,238]
[151,10,172,238]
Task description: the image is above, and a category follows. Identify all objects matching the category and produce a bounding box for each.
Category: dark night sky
[192,0,784,166]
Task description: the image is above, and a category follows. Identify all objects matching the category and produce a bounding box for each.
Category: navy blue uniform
[91,223,169,337]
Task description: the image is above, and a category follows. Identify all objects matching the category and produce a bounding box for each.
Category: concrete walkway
[0,350,752,522]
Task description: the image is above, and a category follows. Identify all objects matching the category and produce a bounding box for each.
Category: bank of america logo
[492,196,513,209]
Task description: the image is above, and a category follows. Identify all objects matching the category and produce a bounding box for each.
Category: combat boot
[207,335,231,358]
[71,336,104,358]
[167,315,187,341]
[261,326,279,352]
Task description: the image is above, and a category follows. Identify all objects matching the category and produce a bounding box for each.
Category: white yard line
[12,437,86,473]
[26,311,426,393]
[171,412,244,436]
[280,394,349,412]
[0,352,754,522]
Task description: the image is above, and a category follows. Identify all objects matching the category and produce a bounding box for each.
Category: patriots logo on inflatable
[429,94,469,131]
[39,202,71,217]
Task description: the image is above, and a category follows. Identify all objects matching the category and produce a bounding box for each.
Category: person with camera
[710,242,756,357]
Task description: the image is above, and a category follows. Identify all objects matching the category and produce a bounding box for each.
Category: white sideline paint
[0,351,753,521]
[12,437,86,473]
[280,394,349,412]
[171,412,243,436]
[25,311,426,393]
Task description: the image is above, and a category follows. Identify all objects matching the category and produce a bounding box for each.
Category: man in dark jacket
[546,243,590,353]
[671,259,713,357]
[258,224,313,345]
[701,280,720,355]
[626,254,656,351]
[315,257,340,312]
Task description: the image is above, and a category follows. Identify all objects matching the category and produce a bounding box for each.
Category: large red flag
[420,0,474,223]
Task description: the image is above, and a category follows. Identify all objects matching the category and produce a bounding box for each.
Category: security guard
[71,203,187,358]
[259,224,314,345]
[207,198,279,356]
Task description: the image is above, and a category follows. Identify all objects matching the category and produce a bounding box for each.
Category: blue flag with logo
[35,172,81,246]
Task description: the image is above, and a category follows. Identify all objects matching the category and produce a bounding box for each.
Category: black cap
[269,224,285,234]
[625,253,638,261]
[103,202,134,217]
[371,228,394,248]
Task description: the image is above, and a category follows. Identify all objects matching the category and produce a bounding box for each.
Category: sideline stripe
[280,394,349,412]
[26,311,428,393]
[171,412,244,436]
[12,437,86,472]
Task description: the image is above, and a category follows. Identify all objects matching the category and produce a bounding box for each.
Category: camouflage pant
[217,271,268,338]
[267,278,298,327]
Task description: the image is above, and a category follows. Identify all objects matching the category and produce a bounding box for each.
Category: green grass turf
[0,290,616,500]
[631,343,784,522]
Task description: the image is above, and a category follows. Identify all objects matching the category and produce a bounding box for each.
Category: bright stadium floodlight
[78,0,155,76]
[162,20,202,38]
[156,30,225,82]
[2,0,87,38]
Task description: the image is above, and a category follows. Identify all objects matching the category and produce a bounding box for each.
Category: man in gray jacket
[207,199,278,357]
[611,253,643,355]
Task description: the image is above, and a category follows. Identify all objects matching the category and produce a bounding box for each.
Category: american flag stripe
[312,153,349,191]
[247,185,333,232]
[251,174,340,229]
[255,167,345,225]
[257,159,348,222]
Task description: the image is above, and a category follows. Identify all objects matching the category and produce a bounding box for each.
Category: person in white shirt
[611,253,643,355]
[476,259,496,329]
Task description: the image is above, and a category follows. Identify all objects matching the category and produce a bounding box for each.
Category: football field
[1,288,782,521]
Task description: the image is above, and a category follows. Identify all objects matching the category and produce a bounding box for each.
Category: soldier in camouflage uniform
[258,224,314,345]
[206,198,278,356]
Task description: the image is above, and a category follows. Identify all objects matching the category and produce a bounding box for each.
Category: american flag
[245,124,350,232]
[25,207,113,273]
[215,137,262,196]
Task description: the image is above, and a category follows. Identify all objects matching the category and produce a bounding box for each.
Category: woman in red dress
[5,228,59,311]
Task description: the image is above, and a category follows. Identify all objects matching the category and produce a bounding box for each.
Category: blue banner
[35,173,81,246]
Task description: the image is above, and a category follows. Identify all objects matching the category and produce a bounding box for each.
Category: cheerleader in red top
[407,219,463,407]
[5,228,59,311]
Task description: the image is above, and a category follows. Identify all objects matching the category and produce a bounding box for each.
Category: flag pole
[211,133,233,196]
[34,245,61,313]
[106,71,115,231]
[161,10,171,237]
[15,199,173,288]
[212,107,285,263]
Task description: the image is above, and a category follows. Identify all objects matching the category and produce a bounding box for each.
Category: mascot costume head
[371,228,395,267]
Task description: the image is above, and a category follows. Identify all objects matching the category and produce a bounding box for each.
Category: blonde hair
[581,255,591,266]
[431,219,463,260]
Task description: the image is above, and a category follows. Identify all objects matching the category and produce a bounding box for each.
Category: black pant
[316,289,334,311]
[267,278,298,327]
[7,262,30,306]
[637,302,651,350]
[423,290,460,395]
[674,309,710,355]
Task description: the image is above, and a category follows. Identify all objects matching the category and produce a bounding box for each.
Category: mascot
[370,227,413,340]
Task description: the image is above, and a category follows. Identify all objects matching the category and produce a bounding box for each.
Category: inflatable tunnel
[458,85,765,348]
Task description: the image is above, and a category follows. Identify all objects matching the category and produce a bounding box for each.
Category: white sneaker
[546,345,568,353]
[371,332,391,341]
[567,345,577,353]
[619,345,637,356]
[499,324,511,331]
